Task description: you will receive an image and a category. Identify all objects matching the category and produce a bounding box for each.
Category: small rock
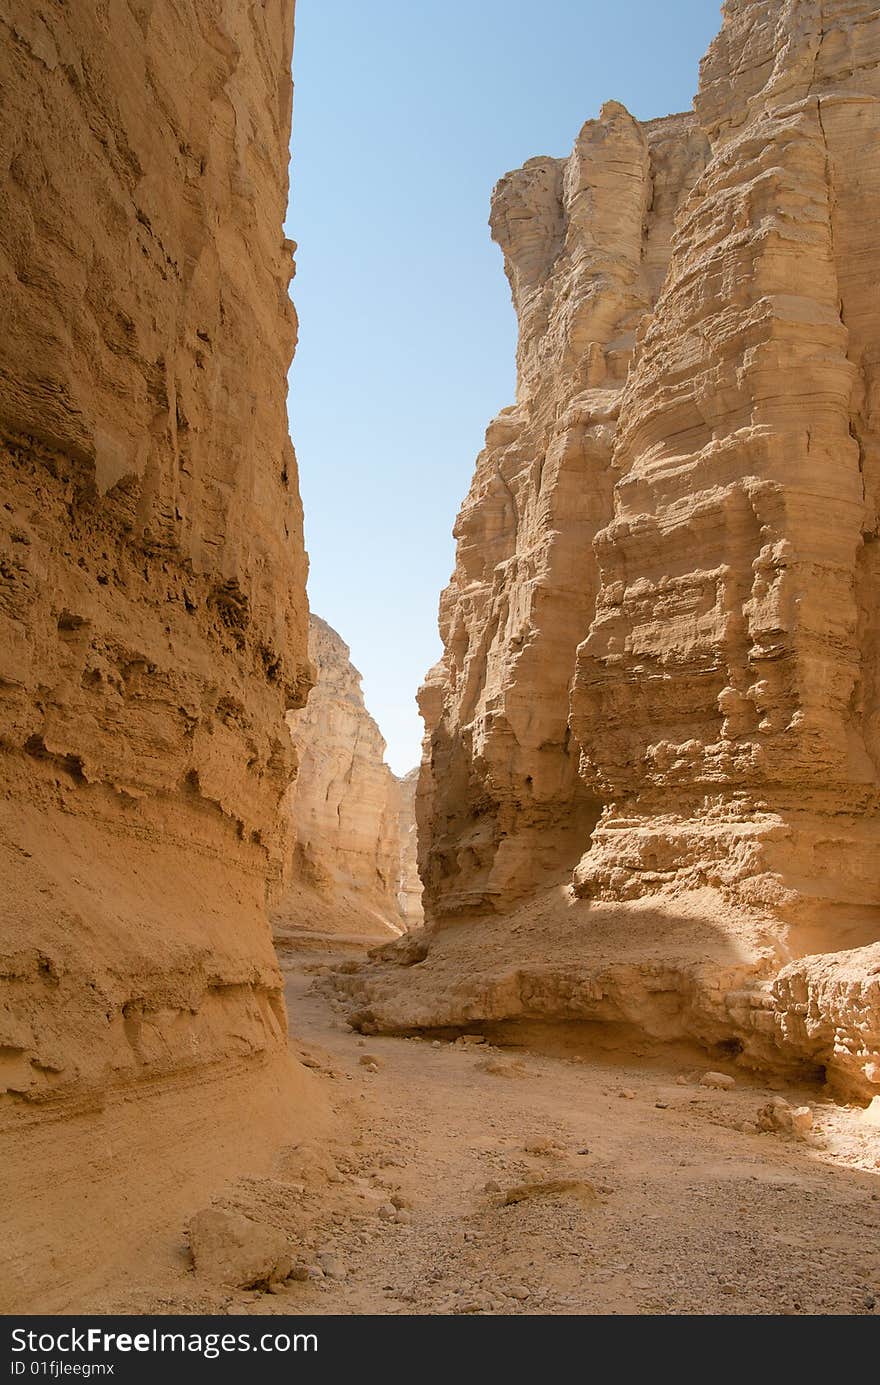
[289,1264,310,1282]
[356,1038,366,1048]
[700,1071,736,1091]
[188,1208,292,1288]
[394,1209,413,1225]
[459,1034,486,1045]
[675,1074,689,1086]
[619,1088,637,1100]
[508,1285,530,1300]
[268,1281,288,1295]
[757,1095,796,1133]
[359,1053,382,1067]
[318,1254,346,1280]
[524,1139,562,1156]
[390,1193,412,1209]
[432,1040,442,1048]
[483,1179,503,1194]
[378,1203,397,1221]
[306,1265,324,1280]
[740,1121,759,1135]
[790,1105,813,1134]
[655,1100,668,1109]
[478,1058,527,1078]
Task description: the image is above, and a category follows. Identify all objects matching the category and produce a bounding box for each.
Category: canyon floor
[72,935,880,1317]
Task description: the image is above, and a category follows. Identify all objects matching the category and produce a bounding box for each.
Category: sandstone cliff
[396,768,424,929]
[273,616,422,943]
[0,0,317,1310]
[372,0,880,1101]
[418,104,708,916]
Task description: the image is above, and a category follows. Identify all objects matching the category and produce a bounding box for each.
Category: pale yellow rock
[273,616,422,941]
[862,1096,880,1127]
[700,1072,736,1092]
[395,768,425,928]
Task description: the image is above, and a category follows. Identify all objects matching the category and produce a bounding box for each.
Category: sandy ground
[86,937,880,1317]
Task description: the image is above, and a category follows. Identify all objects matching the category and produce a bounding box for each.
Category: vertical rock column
[418,105,707,918]
[571,0,880,951]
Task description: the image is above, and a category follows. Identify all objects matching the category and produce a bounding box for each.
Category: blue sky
[285,0,721,773]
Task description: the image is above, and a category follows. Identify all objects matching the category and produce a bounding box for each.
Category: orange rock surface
[0,0,317,1310]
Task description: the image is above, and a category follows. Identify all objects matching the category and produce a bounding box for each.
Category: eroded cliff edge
[272,615,423,943]
[351,0,880,1101]
[0,1,319,1309]
[417,105,709,916]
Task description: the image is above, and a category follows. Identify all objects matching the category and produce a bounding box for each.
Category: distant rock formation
[390,0,880,1099]
[0,0,313,1310]
[395,768,424,929]
[273,616,422,942]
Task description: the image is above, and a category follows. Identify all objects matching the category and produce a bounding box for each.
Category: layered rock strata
[399,0,880,1098]
[396,768,424,928]
[418,104,708,916]
[571,0,880,947]
[0,0,313,1309]
[568,0,880,1092]
[273,616,422,942]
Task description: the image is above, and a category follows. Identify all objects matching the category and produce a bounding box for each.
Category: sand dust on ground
[86,941,880,1316]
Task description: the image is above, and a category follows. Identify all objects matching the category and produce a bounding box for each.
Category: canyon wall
[401,0,880,1097]
[418,105,708,915]
[570,0,880,953]
[396,768,424,929]
[273,616,422,942]
[0,0,316,1310]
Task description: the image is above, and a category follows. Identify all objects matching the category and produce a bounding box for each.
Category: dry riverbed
[94,942,880,1316]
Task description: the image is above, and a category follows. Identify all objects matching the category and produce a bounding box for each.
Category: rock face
[419,104,708,916]
[0,0,314,1309]
[570,0,880,947]
[407,0,880,1098]
[395,768,424,929]
[273,616,422,941]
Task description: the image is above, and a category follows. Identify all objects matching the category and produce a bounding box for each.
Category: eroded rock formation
[385,0,880,1099]
[273,616,422,942]
[571,0,880,948]
[418,105,708,916]
[0,0,316,1310]
[396,768,424,929]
